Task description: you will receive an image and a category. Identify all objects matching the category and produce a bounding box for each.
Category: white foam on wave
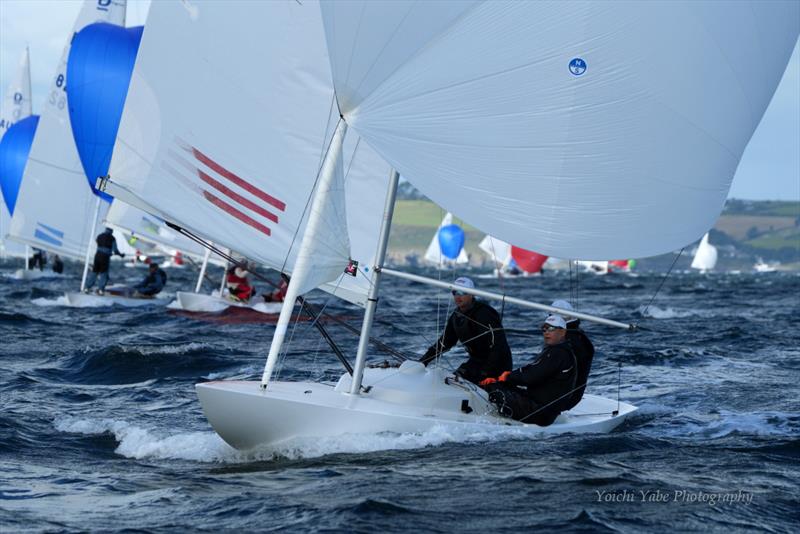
[54,416,533,464]
[638,305,707,319]
[31,296,70,307]
[115,341,213,356]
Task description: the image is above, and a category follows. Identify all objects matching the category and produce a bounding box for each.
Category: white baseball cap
[543,314,567,329]
[453,276,475,290]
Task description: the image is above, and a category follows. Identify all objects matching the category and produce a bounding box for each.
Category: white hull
[172,291,284,314]
[64,290,169,308]
[197,364,637,451]
[12,269,65,280]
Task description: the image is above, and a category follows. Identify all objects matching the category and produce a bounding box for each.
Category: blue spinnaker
[438,224,465,260]
[0,115,39,215]
[67,23,144,201]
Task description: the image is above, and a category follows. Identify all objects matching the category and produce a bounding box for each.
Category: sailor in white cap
[480,313,577,426]
[420,276,512,384]
[549,299,595,409]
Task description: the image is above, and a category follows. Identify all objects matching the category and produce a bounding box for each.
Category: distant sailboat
[424,212,468,266]
[7,0,127,282]
[0,47,33,261]
[691,233,717,273]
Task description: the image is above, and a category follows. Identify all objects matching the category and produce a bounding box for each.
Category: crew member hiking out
[480,314,577,426]
[419,276,512,384]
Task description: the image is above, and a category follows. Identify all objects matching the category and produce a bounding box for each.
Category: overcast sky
[1,0,798,201]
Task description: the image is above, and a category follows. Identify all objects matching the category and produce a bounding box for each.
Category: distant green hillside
[387,197,800,263]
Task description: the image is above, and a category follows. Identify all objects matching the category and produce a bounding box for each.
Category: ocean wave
[636,305,710,319]
[31,296,70,307]
[38,343,233,385]
[53,417,568,464]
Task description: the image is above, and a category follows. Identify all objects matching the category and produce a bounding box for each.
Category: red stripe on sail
[196,169,278,223]
[192,147,286,212]
[202,191,271,236]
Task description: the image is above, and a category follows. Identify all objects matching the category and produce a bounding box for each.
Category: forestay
[7,0,127,259]
[106,0,391,306]
[320,1,800,259]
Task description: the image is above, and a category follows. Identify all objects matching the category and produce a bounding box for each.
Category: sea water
[1,260,797,532]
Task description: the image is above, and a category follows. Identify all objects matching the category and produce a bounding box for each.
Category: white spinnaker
[478,235,511,267]
[424,213,468,265]
[7,0,127,259]
[320,1,800,259]
[691,233,718,271]
[0,47,33,257]
[107,0,390,305]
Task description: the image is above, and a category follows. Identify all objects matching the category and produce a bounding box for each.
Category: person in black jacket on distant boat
[133,263,167,297]
[419,276,513,384]
[550,299,595,410]
[84,228,125,295]
[480,314,577,426]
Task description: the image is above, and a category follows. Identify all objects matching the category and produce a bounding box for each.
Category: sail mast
[260,119,349,388]
[80,196,102,291]
[195,246,211,293]
[349,169,399,394]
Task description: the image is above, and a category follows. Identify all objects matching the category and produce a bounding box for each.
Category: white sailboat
[103,1,798,450]
[0,47,34,261]
[7,0,127,285]
[690,233,718,273]
[575,260,610,275]
[424,212,469,266]
[753,258,778,273]
[477,235,511,277]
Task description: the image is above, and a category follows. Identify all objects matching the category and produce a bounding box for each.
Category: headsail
[7,0,127,259]
[105,0,391,306]
[320,1,800,259]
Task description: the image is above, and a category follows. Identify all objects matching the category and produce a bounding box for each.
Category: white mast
[80,196,102,291]
[349,169,399,394]
[194,246,211,293]
[260,119,348,388]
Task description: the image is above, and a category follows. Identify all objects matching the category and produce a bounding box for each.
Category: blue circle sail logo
[569,57,587,76]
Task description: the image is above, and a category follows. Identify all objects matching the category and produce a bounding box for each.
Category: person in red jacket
[225,266,254,302]
[262,278,288,303]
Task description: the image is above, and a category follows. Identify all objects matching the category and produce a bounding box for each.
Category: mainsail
[105,0,391,306]
[7,0,127,259]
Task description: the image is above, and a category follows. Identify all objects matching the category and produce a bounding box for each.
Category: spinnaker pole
[80,195,102,291]
[380,268,637,331]
[260,119,348,388]
[349,169,399,395]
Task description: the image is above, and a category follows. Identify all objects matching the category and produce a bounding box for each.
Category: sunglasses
[451,290,467,296]
[541,324,562,333]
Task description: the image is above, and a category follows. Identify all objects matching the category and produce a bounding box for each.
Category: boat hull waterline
[64,291,169,308]
[172,291,283,314]
[197,365,637,450]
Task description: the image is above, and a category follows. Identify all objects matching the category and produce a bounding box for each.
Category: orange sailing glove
[479,377,497,386]
[498,371,511,382]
